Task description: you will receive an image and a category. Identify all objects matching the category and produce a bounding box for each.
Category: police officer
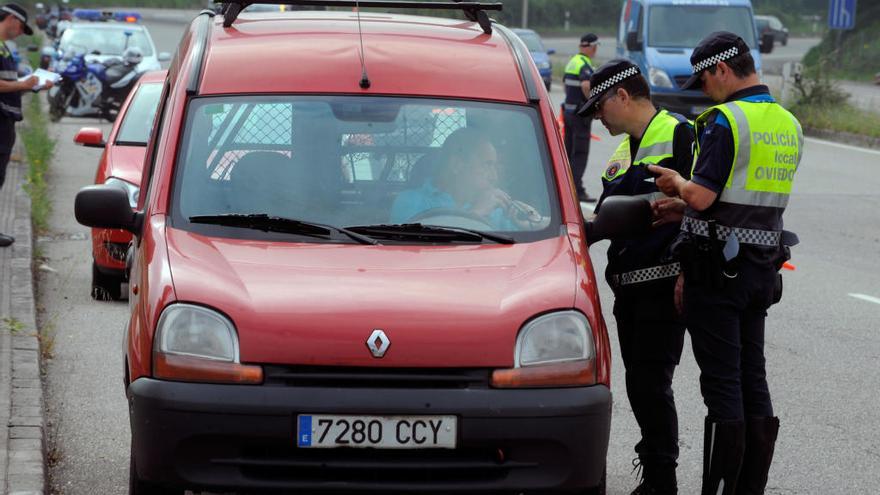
[563,33,598,202]
[649,32,802,495]
[579,59,694,495]
[0,3,42,247]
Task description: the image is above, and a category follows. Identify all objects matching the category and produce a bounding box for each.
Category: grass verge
[21,93,55,233]
[789,102,880,140]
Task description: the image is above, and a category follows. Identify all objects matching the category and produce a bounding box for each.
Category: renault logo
[366,329,390,358]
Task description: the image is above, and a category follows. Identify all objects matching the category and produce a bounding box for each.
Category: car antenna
[355,0,371,89]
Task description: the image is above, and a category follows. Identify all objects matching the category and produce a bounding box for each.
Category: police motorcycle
[47,46,144,122]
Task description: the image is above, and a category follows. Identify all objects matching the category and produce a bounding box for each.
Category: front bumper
[129,377,611,493]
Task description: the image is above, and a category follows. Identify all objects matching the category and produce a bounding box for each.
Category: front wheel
[47,87,69,122]
[91,262,124,301]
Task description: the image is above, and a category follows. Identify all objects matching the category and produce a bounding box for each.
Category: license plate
[297,414,457,449]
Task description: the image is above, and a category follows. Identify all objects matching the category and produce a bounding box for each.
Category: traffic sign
[828,0,856,30]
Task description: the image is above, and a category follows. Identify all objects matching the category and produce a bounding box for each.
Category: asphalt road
[39,15,880,495]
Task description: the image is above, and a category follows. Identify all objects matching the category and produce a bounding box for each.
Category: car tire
[129,443,183,495]
[91,262,123,301]
[782,36,788,46]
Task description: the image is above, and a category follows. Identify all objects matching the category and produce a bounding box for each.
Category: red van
[75,3,618,494]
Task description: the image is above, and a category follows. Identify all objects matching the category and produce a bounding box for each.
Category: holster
[673,221,731,290]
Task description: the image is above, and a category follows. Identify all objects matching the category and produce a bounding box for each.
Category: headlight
[517,312,592,366]
[491,311,597,388]
[103,177,139,209]
[537,61,551,70]
[153,304,262,384]
[648,66,674,88]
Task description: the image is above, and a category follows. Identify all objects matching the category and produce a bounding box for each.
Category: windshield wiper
[189,214,380,245]
[346,223,515,244]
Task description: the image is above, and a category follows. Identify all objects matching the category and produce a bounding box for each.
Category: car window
[648,6,756,48]
[172,96,560,241]
[515,31,546,52]
[116,83,163,145]
[59,26,155,57]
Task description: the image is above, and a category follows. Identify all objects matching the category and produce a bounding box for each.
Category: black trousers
[0,118,15,190]
[613,278,686,466]
[562,112,591,196]
[684,262,778,421]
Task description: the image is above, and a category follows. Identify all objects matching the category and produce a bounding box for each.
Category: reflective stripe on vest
[694,100,803,209]
[603,109,685,182]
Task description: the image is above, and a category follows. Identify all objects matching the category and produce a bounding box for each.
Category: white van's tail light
[153,304,262,384]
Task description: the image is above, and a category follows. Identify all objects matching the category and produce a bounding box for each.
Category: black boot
[702,417,745,495]
[631,459,677,495]
[735,417,780,495]
[0,233,13,247]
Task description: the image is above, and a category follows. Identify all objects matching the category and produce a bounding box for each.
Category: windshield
[648,6,756,48]
[172,96,559,243]
[515,31,546,52]
[115,83,163,145]
[59,26,154,57]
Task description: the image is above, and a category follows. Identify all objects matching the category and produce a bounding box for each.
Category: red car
[74,70,166,300]
[74,3,630,494]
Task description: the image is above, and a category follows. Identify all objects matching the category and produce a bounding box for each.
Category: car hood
[166,228,578,368]
[104,145,146,186]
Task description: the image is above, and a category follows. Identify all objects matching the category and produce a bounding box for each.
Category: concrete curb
[803,126,880,150]
[2,134,46,493]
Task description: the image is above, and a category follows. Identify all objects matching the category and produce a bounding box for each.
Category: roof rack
[218,0,502,34]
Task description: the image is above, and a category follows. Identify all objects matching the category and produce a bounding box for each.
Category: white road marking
[806,137,880,156]
[848,293,880,305]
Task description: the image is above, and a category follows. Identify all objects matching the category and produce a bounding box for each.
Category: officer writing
[648,32,802,495]
[562,33,598,203]
[579,59,693,495]
[0,4,50,247]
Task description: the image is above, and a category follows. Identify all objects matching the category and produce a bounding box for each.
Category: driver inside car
[390,128,541,230]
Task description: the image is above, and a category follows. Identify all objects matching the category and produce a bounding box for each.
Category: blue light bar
[72,8,141,23]
[72,8,103,21]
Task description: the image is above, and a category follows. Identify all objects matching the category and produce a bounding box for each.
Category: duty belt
[611,262,681,288]
[681,216,781,247]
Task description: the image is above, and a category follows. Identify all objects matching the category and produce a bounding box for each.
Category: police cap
[681,31,751,90]
[577,59,642,118]
[1,3,33,35]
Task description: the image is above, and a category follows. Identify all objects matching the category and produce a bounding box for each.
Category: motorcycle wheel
[48,92,65,122]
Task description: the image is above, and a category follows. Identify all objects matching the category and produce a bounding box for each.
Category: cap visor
[576,96,600,118]
[681,72,702,90]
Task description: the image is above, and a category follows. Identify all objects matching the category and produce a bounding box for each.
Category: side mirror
[626,31,641,52]
[584,196,652,245]
[158,52,171,62]
[73,127,105,148]
[547,48,556,55]
[759,33,774,54]
[75,185,143,234]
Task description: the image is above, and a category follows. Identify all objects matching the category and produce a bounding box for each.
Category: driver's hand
[471,188,511,218]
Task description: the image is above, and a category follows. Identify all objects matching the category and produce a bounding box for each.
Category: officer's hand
[674,273,684,316]
[651,197,687,227]
[19,75,39,90]
[646,164,683,197]
[42,80,54,90]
